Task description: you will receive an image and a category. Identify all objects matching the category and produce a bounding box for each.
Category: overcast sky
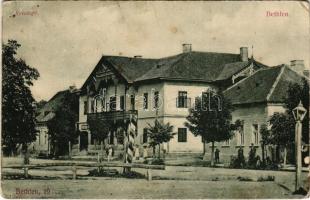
[3,1,309,101]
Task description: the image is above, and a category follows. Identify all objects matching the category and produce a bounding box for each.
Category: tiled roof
[104,56,158,82]
[81,51,269,90]
[215,60,268,81]
[134,52,242,82]
[215,61,250,81]
[223,66,306,105]
[36,90,68,122]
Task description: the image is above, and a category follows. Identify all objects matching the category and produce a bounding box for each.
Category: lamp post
[292,101,307,191]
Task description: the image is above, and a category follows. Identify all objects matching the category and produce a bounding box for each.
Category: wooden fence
[2,162,165,181]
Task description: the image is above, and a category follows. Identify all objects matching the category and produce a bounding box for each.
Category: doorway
[80,131,89,151]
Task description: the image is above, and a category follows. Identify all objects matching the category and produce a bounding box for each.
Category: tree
[284,81,309,144]
[146,119,175,159]
[268,80,309,165]
[268,113,295,164]
[185,90,237,166]
[87,118,112,157]
[47,91,79,156]
[2,40,39,156]
[260,123,270,164]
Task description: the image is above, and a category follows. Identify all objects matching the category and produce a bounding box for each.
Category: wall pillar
[77,135,80,152]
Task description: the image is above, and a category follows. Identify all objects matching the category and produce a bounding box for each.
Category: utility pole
[292,101,307,191]
[295,119,302,190]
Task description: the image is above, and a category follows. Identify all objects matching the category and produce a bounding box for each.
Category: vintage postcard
[1,1,310,199]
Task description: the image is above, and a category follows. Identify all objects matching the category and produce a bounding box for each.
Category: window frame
[84,101,88,114]
[143,128,148,144]
[143,93,148,110]
[177,91,188,108]
[252,124,259,145]
[120,95,125,111]
[154,91,159,109]
[109,96,116,111]
[178,128,187,143]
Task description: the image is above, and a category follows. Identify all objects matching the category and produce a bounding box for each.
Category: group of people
[101,145,149,162]
[214,143,262,168]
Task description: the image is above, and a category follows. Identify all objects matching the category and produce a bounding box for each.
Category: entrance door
[80,131,89,151]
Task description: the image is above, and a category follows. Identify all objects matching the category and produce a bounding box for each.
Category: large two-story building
[76,44,308,161]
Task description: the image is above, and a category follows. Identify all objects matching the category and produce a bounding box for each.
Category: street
[1,157,308,198]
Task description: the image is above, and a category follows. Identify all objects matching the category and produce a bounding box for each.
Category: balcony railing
[87,110,137,122]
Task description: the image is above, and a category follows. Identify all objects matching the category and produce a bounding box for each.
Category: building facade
[78,46,255,155]
[76,44,308,161]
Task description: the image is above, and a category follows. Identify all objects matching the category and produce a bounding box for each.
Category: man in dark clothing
[215,148,220,164]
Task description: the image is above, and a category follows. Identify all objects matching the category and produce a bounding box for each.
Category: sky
[3,1,309,101]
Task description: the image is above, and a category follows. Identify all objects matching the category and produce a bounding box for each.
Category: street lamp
[292,101,307,191]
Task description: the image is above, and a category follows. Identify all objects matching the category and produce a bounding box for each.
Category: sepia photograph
[1,1,310,199]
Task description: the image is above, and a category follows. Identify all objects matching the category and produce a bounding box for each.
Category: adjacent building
[34,87,77,155]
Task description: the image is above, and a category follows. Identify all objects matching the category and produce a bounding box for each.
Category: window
[237,123,245,145]
[154,91,159,109]
[178,128,187,142]
[143,128,148,143]
[109,132,114,145]
[109,96,116,111]
[130,95,135,110]
[252,124,259,145]
[143,93,148,110]
[120,96,125,110]
[224,139,230,146]
[177,91,188,108]
[90,99,95,113]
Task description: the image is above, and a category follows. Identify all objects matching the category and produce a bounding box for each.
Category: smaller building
[210,65,308,163]
[33,87,76,155]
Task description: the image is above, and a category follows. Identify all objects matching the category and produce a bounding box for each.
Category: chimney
[182,43,192,53]
[134,55,142,58]
[240,47,248,62]
[290,60,305,75]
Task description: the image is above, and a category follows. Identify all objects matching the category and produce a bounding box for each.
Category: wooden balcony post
[72,165,77,180]
[24,167,29,178]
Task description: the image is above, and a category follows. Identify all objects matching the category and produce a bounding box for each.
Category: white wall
[33,125,49,152]
[164,117,203,152]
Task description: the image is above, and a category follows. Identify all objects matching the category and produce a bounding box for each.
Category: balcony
[87,110,138,122]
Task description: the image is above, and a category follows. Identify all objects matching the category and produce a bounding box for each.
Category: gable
[224,65,307,105]
[224,67,282,105]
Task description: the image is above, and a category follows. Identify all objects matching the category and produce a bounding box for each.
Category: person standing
[108,146,113,162]
[215,148,220,164]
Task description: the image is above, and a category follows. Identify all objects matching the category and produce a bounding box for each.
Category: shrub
[150,158,165,165]
[229,155,245,169]
[257,175,275,182]
[237,176,253,181]
[88,168,146,179]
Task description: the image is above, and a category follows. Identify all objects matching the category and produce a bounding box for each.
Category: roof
[36,90,69,122]
[135,51,243,82]
[104,56,157,82]
[215,60,268,81]
[81,51,269,89]
[223,66,306,105]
